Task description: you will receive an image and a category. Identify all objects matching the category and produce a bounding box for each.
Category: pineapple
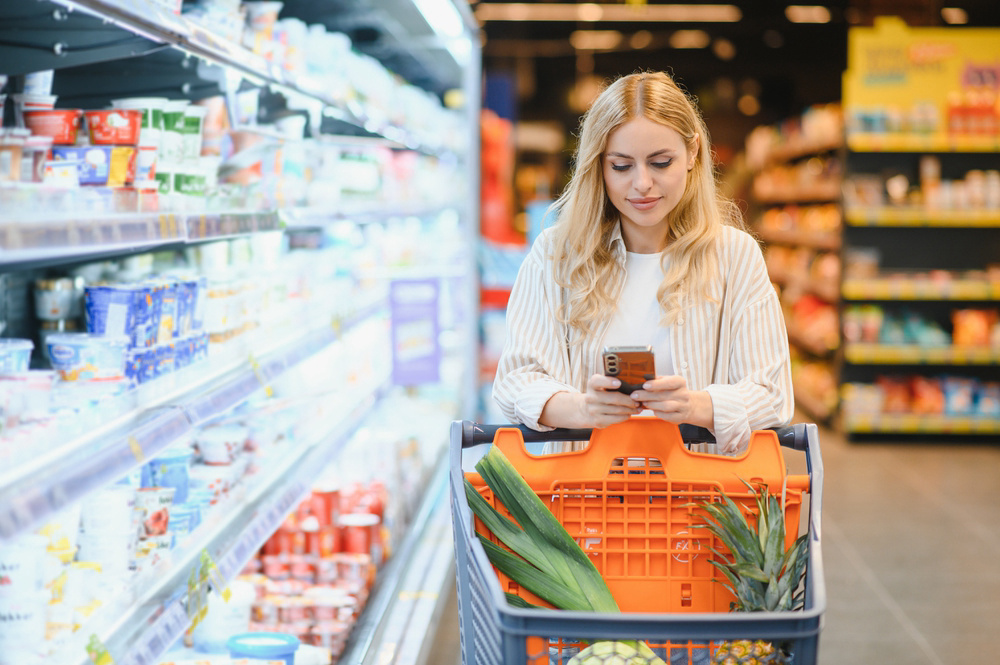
[567,640,665,665]
[711,639,789,665]
[696,480,808,664]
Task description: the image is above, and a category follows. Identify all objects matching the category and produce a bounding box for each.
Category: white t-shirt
[601,251,674,377]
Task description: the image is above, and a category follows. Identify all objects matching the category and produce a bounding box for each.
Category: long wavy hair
[550,70,745,339]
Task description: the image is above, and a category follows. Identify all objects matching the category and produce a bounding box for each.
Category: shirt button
[678,318,685,325]
[681,361,689,370]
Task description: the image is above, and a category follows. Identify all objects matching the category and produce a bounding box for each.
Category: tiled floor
[428,414,1000,665]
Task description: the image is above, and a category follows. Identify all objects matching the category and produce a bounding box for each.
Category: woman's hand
[630,375,715,429]
[540,374,642,429]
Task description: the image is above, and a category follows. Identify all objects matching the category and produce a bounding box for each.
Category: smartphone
[602,345,655,394]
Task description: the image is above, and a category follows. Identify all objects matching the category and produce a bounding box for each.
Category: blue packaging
[191,276,207,331]
[131,283,158,349]
[84,285,135,339]
[227,633,299,665]
[150,445,193,503]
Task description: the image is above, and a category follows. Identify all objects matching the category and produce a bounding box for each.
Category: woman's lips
[628,197,660,210]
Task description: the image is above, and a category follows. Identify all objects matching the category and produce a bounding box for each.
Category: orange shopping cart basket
[449,417,825,665]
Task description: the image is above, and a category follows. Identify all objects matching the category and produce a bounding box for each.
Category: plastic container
[34,277,78,321]
[191,579,256,653]
[0,534,47,597]
[451,418,825,665]
[19,134,53,183]
[45,332,128,381]
[0,339,33,374]
[195,424,248,465]
[23,109,82,144]
[84,108,141,145]
[50,146,113,185]
[182,104,208,160]
[84,284,136,339]
[226,632,299,665]
[149,444,194,503]
[0,129,26,182]
[160,100,189,162]
[110,96,167,148]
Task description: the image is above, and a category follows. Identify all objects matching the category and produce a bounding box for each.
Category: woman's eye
[651,160,673,169]
[611,163,631,172]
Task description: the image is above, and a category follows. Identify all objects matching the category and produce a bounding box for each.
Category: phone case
[603,346,655,394]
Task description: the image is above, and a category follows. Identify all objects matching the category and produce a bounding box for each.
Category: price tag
[248,353,274,398]
[86,635,114,665]
[200,550,231,603]
[128,436,144,463]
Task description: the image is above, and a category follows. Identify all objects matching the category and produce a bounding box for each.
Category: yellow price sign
[248,353,274,398]
[127,436,144,463]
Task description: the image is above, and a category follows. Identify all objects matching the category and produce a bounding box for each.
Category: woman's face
[602,115,696,253]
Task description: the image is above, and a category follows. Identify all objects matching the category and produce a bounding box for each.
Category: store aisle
[431,414,1000,665]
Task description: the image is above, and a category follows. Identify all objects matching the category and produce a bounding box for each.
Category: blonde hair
[550,70,745,338]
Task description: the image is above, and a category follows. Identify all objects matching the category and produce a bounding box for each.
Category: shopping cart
[449,417,824,665]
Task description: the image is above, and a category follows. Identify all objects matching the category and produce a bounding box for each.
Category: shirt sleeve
[491,234,577,430]
[704,231,794,454]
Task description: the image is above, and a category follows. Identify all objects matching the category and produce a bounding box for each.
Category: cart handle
[462,422,810,451]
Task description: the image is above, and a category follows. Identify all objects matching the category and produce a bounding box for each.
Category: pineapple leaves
[466,445,620,613]
[692,479,807,613]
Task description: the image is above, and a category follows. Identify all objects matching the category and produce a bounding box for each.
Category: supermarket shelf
[53,0,438,154]
[758,227,842,251]
[845,207,1000,227]
[0,297,387,542]
[843,412,1000,435]
[769,269,840,304]
[760,137,844,165]
[844,343,1000,365]
[341,455,455,665]
[752,185,842,205]
[0,209,282,268]
[280,201,464,226]
[58,374,391,665]
[842,278,1000,301]
[847,132,1000,153]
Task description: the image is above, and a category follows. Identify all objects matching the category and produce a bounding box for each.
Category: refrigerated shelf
[844,343,1000,365]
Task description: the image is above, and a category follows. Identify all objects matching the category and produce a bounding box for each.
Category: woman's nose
[633,165,652,191]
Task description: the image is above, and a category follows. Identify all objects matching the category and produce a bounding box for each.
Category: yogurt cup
[84,284,136,339]
[19,134,53,183]
[110,96,166,148]
[227,632,299,665]
[149,444,193,503]
[21,70,54,97]
[23,108,81,145]
[45,332,128,381]
[84,109,141,145]
[195,424,248,465]
[0,339,33,374]
[160,100,189,162]
[135,486,176,538]
[0,534,47,597]
[181,104,207,160]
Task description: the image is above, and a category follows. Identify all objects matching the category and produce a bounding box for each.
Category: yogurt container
[84,284,136,339]
[0,339,33,374]
[22,108,79,144]
[110,96,167,148]
[227,632,299,665]
[45,332,128,381]
[0,534,47,597]
[195,424,248,465]
[84,109,141,145]
[149,443,193,503]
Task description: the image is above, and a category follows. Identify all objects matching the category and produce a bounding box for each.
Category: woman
[491,70,793,454]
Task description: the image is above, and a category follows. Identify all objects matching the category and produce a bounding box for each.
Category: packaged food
[45,332,128,381]
[148,443,194,503]
[22,109,82,144]
[0,339,33,374]
[84,284,136,339]
[109,96,167,148]
[0,128,26,182]
[34,277,79,321]
[83,109,141,145]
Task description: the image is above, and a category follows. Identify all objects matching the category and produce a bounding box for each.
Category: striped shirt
[491,222,794,454]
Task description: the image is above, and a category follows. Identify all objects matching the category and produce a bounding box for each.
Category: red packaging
[84,109,142,145]
[24,109,83,144]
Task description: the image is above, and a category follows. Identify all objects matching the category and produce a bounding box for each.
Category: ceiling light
[412,0,474,64]
[941,7,968,24]
[670,30,710,49]
[570,30,623,51]
[475,4,741,23]
[785,5,831,23]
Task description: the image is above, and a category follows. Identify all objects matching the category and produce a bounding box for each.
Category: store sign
[389,278,441,385]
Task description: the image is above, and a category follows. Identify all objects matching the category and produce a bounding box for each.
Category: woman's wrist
[539,391,585,429]
[686,390,715,430]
